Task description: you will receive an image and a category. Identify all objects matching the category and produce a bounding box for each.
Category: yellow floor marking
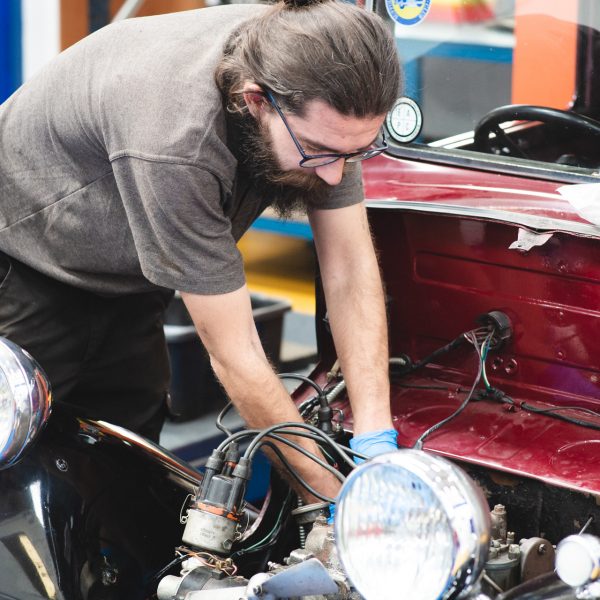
[238,230,316,314]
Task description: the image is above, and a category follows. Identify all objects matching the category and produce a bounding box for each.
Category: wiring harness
[397,312,600,447]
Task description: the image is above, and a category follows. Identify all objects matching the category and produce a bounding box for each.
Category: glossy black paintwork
[0,410,200,600]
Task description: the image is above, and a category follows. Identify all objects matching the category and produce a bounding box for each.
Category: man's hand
[349,428,398,464]
[180,286,341,502]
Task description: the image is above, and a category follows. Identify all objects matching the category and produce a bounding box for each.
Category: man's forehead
[289,99,385,152]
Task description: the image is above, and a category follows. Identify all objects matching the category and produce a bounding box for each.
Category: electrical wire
[413,332,492,450]
[259,441,336,503]
[217,426,358,466]
[406,330,484,374]
[534,405,600,418]
[278,373,327,406]
[269,425,363,469]
[579,516,594,535]
[231,491,293,559]
[243,421,360,468]
[518,400,600,431]
[216,428,262,452]
[145,553,188,589]
[216,373,327,436]
[214,423,363,503]
[390,382,465,391]
[476,385,600,432]
[263,433,345,484]
[216,401,235,436]
[298,395,321,417]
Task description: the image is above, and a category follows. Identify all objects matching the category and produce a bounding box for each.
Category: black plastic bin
[164,292,291,421]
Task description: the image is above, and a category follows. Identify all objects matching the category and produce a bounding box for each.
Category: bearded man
[0,0,400,500]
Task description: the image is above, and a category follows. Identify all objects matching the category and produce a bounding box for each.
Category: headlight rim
[335,449,490,600]
[0,337,52,469]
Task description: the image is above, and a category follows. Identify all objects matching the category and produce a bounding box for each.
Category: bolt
[55,458,68,472]
[537,543,547,555]
[508,544,520,559]
[492,505,506,514]
[222,539,233,551]
[507,532,515,544]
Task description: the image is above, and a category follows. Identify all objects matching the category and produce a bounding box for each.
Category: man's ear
[242,83,266,119]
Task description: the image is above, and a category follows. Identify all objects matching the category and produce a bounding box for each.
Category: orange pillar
[109,0,205,19]
[60,0,89,50]
[60,0,206,51]
[512,0,578,108]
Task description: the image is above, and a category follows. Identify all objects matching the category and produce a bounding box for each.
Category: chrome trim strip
[383,145,600,185]
[366,199,600,238]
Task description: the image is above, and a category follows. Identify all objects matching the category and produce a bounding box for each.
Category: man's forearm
[322,255,393,435]
[181,288,342,502]
[309,203,393,436]
[210,350,342,501]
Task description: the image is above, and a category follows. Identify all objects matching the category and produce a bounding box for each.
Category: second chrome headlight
[335,449,490,600]
[0,337,52,469]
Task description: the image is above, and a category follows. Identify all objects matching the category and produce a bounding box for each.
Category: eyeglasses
[264,90,388,168]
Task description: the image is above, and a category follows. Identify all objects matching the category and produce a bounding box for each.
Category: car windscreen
[383,0,600,178]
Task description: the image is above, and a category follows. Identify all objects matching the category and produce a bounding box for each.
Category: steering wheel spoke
[490,125,529,159]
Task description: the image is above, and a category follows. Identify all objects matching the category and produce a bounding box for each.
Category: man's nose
[315,159,345,186]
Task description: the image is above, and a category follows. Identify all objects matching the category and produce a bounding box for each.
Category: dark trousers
[0,251,173,442]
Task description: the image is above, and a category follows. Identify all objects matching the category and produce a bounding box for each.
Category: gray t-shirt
[0,5,363,296]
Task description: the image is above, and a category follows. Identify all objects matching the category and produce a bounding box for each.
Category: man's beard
[233,111,333,219]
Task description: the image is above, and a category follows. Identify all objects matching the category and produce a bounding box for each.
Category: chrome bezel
[386,97,423,144]
[335,449,491,600]
[0,337,52,469]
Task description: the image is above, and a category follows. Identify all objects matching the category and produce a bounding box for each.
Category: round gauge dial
[386,97,423,144]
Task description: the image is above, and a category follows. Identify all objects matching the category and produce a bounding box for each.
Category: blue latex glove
[349,428,398,464]
[327,502,336,525]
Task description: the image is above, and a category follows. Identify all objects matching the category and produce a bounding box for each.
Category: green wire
[481,336,492,390]
[239,493,291,553]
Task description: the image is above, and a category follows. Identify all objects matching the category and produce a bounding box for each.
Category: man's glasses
[264,90,388,168]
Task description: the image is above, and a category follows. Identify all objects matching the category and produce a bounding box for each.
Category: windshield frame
[377,0,600,185]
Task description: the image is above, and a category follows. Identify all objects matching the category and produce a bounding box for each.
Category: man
[0,0,400,500]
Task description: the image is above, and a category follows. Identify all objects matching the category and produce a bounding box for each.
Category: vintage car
[2,1,600,599]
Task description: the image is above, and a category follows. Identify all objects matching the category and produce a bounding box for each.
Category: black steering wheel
[473,104,600,159]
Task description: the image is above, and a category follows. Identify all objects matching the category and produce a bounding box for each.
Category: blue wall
[0,0,22,103]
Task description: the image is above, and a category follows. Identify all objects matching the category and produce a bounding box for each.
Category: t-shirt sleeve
[315,162,364,210]
[111,155,245,295]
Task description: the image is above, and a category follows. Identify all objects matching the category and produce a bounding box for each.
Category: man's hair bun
[281,0,326,9]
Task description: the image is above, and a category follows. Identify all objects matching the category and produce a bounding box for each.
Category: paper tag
[509,228,553,252]
[557,183,600,227]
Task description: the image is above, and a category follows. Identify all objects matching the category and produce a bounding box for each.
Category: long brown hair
[215,0,401,118]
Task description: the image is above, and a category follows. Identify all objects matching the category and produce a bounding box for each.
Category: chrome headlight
[556,534,600,588]
[0,337,52,469]
[335,450,490,600]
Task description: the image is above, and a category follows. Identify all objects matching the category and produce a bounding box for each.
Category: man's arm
[181,287,341,501]
[308,202,394,437]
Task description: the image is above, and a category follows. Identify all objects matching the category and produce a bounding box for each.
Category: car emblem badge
[385,0,431,26]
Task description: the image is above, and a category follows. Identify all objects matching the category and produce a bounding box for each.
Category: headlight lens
[556,534,600,587]
[0,337,52,469]
[335,450,490,600]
